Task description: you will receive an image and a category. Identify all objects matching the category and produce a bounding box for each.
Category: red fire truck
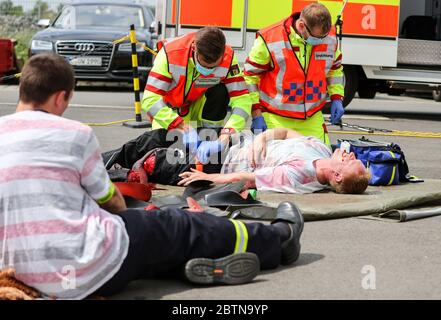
[0,38,21,83]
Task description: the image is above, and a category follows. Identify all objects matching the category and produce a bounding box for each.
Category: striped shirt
[0,111,129,299]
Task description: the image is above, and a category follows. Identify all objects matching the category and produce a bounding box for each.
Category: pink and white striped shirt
[0,111,128,299]
[222,135,332,193]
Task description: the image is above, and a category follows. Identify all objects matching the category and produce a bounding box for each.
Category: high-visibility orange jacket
[245,13,344,119]
[142,32,251,131]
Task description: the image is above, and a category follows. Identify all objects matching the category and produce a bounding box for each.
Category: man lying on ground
[0,53,304,299]
[104,128,370,194]
[179,128,370,194]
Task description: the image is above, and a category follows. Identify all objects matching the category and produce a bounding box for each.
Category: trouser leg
[102,128,223,184]
[182,83,230,128]
[95,208,281,296]
[184,84,231,166]
[101,129,175,169]
[200,83,230,125]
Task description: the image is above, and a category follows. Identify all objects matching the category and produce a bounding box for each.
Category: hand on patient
[178,168,213,186]
[248,133,267,168]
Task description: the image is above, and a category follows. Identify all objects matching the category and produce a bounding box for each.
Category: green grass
[3,30,36,64]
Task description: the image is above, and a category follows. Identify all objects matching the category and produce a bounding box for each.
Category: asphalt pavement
[1,85,441,299]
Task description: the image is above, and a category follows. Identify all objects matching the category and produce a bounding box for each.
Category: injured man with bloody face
[104,128,370,195]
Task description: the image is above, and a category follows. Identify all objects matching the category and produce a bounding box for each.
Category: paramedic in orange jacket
[244,3,345,146]
[142,27,252,164]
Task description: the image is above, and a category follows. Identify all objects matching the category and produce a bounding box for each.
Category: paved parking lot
[1,85,441,299]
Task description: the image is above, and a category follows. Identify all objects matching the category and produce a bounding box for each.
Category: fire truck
[0,39,21,84]
[153,0,441,105]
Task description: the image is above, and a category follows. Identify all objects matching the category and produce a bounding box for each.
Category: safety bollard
[123,24,151,129]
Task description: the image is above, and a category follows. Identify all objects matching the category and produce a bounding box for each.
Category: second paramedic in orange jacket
[244,3,345,146]
[142,27,252,164]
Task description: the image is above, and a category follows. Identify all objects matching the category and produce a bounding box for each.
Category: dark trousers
[102,129,223,185]
[95,208,281,296]
[102,128,173,170]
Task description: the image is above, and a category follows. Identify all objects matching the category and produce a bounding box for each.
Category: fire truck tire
[357,85,377,99]
[342,65,358,107]
[432,89,441,102]
[387,88,405,96]
[323,65,358,113]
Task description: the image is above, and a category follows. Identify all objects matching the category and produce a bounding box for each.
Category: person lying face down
[178,128,370,194]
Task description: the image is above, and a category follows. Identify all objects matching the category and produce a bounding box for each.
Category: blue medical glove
[330,100,345,125]
[197,141,225,164]
[183,128,200,154]
[251,115,268,134]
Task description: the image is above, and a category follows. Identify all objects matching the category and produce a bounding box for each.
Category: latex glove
[330,100,345,125]
[251,115,268,134]
[182,128,200,154]
[196,141,225,164]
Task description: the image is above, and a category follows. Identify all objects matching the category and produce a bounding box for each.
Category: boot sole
[185,252,260,285]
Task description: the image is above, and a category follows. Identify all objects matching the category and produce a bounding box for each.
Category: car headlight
[118,42,146,52]
[31,40,53,51]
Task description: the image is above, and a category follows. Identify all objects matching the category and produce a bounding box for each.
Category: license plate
[70,57,102,66]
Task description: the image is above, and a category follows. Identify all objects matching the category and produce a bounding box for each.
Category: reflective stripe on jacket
[143,32,251,131]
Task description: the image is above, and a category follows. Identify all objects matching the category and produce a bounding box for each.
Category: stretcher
[119,179,441,223]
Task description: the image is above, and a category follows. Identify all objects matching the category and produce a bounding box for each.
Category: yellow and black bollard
[123,24,151,129]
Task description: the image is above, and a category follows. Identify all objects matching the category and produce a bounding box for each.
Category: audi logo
[74,43,95,52]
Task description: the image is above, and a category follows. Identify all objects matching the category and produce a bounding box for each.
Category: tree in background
[0,0,24,16]
[31,0,56,20]
[0,0,13,14]
[57,3,65,14]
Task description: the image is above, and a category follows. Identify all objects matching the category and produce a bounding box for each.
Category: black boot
[271,202,304,265]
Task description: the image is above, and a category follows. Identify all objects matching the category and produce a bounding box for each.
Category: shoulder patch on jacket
[229,64,240,77]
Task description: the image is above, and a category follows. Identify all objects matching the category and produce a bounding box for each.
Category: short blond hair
[300,3,332,35]
[333,170,371,194]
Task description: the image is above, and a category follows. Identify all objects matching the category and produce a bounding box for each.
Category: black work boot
[184,252,260,285]
[271,202,304,265]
